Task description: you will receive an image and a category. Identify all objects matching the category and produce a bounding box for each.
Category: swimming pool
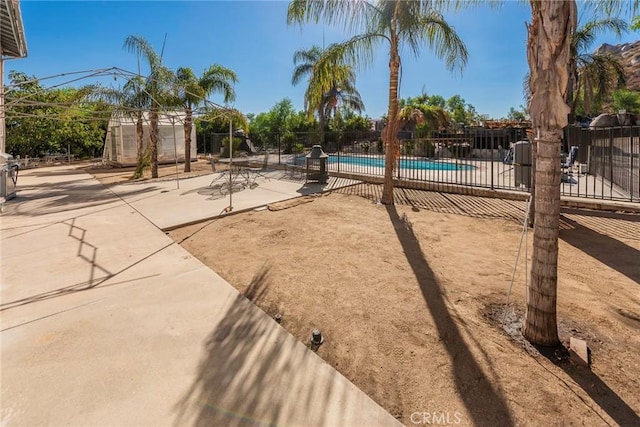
[295,155,475,171]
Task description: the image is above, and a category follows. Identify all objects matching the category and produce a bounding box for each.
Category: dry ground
[166,183,639,426]
[85,158,227,186]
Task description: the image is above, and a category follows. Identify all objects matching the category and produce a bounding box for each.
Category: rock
[594,41,640,92]
[589,113,620,128]
[569,337,590,368]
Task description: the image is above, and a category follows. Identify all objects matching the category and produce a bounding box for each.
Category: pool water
[295,155,474,171]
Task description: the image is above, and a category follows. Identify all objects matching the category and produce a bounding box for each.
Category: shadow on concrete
[173,263,355,427]
[537,346,639,425]
[385,205,515,426]
[5,182,158,217]
[0,238,173,314]
[560,212,640,284]
[24,169,96,178]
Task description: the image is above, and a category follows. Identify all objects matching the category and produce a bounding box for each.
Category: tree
[174,65,237,172]
[507,105,529,121]
[124,35,174,178]
[521,0,576,347]
[569,17,628,118]
[292,45,364,146]
[288,0,468,205]
[248,98,299,148]
[611,88,640,113]
[337,108,372,132]
[5,71,107,158]
[632,15,640,30]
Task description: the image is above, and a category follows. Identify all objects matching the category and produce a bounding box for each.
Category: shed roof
[109,111,190,127]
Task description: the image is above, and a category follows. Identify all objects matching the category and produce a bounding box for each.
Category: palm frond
[393,7,468,72]
[287,0,379,33]
[572,17,628,54]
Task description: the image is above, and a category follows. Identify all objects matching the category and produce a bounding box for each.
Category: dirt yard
[166,184,639,426]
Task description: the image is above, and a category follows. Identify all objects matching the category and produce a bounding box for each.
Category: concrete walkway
[1,165,401,426]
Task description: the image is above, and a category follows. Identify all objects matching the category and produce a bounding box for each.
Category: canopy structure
[1,0,27,154]
[103,111,196,166]
[0,0,27,58]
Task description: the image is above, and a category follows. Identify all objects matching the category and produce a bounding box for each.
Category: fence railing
[202,126,639,203]
[567,126,639,202]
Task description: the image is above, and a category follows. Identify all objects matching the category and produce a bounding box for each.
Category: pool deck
[276,153,634,202]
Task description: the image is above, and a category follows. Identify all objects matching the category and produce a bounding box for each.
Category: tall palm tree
[521,0,576,347]
[569,17,627,118]
[292,45,364,146]
[288,1,467,205]
[124,35,173,178]
[174,66,237,172]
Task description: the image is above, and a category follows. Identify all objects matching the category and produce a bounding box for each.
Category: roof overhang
[1,0,27,58]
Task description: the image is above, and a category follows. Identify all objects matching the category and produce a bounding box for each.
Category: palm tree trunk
[522,131,561,345]
[135,113,144,165]
[381,33,400,205]
[184,106,192,173]
[150,109,159,178]
[318,107,325,148]
[522,0,575,346]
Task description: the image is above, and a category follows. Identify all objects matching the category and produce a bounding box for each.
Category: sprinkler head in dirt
[274,313,282,323]
[311,329,324,345]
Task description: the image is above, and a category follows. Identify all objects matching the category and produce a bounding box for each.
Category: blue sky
[9,1,639,119]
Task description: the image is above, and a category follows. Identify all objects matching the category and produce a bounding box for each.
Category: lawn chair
[248,151,270,182]
[562,145,579,182]
[498,144,515,176]
[209,157,226,186]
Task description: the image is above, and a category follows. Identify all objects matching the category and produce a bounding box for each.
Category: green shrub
[293,142,305,153]
[403,140,416,156]
[282,132,297,154]
[376,138,384,154]
[612,89,640,114]
[221,136,243,158]
[131,149,150,179]
[360,141,370,154]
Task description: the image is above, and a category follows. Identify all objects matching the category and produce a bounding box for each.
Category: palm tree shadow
[560,211,640,284]
[385,205,514,426]
[535,345,639,425]
[172,263,359,427]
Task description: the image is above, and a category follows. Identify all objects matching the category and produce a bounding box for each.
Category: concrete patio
[0,165,400,426]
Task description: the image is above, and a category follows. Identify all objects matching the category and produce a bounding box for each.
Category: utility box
[0,153,19,200]
[513,141,532,188]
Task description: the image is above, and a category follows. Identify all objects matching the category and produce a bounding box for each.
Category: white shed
[103,111,196,166]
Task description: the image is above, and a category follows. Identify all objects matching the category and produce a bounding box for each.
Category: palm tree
[521,0,576,347]
[399,102,449,136]
[288,1,467,205]
[174,66,237,172]
[569,17,628,119]
[124,35,173,178]
[292,45,364,146]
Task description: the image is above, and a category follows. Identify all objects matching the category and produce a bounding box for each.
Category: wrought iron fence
[565,126,639,202]
[202,126,639,203]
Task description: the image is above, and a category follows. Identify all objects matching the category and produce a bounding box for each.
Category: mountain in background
[595,40,640,92]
